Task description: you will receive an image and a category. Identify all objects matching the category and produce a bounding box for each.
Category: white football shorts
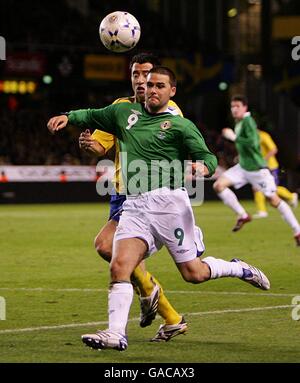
[223,164,277,197]
[114,187,205,264]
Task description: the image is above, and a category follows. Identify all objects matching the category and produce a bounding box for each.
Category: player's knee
[213,180,224,193]
[180,269,207,284]
[182,274,197,283]
[110,258,131,281]
[110,260,121,278]
[94,234,112,262]
[268,194,281,207]
[181,273,205,284]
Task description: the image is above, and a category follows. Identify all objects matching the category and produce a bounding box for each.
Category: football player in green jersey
[78,53,189,342]
[213,95,300,245]
[48,69,270,352]
[50,54,189,342]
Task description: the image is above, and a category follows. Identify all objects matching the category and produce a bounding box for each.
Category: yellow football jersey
[259,130,279,170]
[91,97,183,193]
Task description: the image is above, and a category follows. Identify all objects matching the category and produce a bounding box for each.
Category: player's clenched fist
[47,115,68,134]
[79,129,105,156]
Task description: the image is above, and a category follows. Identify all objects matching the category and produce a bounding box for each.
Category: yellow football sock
[151,275,182,325]
[131,266,182,325]
[277,186,293,202]
[131,265,154,297]
[254,191,267,213]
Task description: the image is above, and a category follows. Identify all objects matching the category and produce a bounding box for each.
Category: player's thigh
[95,219,118,253]
[214,174,233,190]
[111,237,147,281]
[219,164,247,190]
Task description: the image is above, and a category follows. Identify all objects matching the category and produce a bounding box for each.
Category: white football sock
[202,256,244,279]
[218,188,247,217]
[277,200,300,235]
[108,282,133,335]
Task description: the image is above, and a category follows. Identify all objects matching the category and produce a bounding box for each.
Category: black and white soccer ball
[99,11,141,53]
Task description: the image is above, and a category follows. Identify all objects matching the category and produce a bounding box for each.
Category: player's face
[145,73,176,113]
[131,62,154,102]
[231,101,248,120]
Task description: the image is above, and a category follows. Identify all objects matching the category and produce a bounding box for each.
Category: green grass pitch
[0,201,299,363]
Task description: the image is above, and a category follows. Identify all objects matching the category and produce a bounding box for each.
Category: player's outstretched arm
[47,115,69,134]
[222,127,236,142]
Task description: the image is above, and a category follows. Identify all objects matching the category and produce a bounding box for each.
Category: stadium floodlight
[227,8,238,17]
[43,75,53,85]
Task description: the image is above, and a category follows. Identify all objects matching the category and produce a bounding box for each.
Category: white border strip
[0,305,292,334]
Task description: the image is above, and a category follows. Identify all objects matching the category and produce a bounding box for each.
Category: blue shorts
[109,193,126,222]
[270,168,280,186]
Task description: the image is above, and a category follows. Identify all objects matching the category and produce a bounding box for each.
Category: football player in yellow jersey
[253,129,298,218]
[78,53,187,342]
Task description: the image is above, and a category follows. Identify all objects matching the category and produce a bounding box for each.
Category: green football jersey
[234,113,267,171]
[68,102,217,193]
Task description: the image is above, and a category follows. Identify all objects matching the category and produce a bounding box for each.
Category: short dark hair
[129,52,161,71]
[148,66,177,87]
[231,94,248,106]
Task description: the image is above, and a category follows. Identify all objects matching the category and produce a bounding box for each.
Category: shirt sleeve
[68,104,118,136]
[91,97,132,151]
[91,130,115,154]
[182,122,218,176]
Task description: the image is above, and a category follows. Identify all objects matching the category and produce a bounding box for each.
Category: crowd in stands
[0,100,238,170]
[0,105,99,166]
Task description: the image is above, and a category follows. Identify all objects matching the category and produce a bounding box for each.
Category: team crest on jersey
[157,131,166,139]
[160,120,172,130]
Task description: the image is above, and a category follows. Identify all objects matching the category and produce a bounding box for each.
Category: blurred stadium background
[0,0,300,202]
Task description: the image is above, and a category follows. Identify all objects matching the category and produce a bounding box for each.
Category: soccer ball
[99,11,141,53]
